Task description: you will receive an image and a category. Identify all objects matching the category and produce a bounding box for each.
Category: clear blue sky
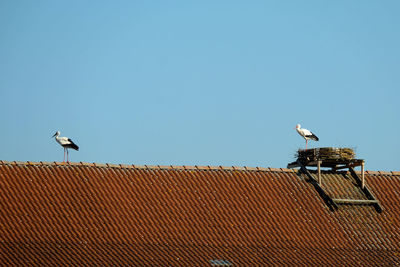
[1,1,399,171]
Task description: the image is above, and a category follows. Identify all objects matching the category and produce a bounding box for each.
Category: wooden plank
[287,161,300,169]
[349,167,374,198]
[297,160,338,211]
[296,158,364,168]
[361,162,365,189]
[298,161,316,181]
[332,164,351,171]
[331,160,363,170]
[317,160,322,186]
[348,167,383,213]
[333,199,379,205]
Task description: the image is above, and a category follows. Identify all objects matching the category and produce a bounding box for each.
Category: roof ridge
[0,160,295,173]
[0,160,398,175]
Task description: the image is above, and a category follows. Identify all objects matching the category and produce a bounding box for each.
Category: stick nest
[297,147,355,162]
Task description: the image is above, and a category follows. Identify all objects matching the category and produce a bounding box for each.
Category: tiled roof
[0,161,399,266]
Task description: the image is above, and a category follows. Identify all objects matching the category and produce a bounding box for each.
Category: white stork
[295,124,319,149]
[52,131,79,162]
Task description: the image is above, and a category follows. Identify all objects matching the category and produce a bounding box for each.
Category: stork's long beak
[52,132,57,138]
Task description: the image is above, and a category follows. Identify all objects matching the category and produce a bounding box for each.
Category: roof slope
[0,161,399,266]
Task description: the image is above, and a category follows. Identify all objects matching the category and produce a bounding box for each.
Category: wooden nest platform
[288,147,363,169]
[297,147,355,162]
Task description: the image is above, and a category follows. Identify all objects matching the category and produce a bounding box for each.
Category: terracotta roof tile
[0,161,399,265]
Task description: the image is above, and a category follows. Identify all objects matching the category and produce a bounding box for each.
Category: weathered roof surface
[0,161,399,266]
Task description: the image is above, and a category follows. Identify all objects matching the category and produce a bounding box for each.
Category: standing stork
[52,131,79,162]
[295,124,319,149]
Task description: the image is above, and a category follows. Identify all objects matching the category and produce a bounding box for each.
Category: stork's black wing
[305,132,319,141]
[63,139,79,151]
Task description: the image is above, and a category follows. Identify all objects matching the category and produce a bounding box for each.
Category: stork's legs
[306,139,308,149]
[62,148,70,163]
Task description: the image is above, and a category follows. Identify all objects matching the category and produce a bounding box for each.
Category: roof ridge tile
[144,165,158,169]
[106,163,120,168]
[157,165,170,170]
[195,165,209,170]
[121,164,134,169]
[40,161,56,166]
[208,165,219,170]
[171,165,185,170]
[134,165,147,169]
[219,166,232,171]
[183,165,195,170]
[281,168,295,173]
[92,163,107,168]
[0,160,397,174]
[232,166,246,171]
